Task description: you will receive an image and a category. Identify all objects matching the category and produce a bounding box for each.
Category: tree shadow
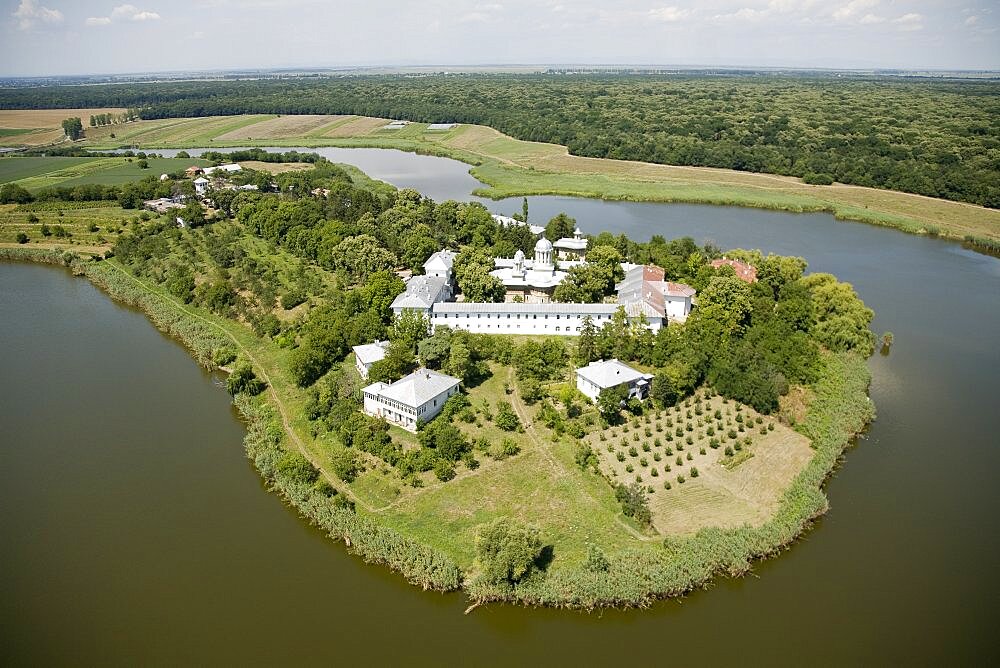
[535,544,556,572]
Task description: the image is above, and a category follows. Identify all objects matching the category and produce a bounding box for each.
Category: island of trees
[0,152,877,607]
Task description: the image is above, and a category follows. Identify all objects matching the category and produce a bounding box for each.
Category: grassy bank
[47,113,999,244]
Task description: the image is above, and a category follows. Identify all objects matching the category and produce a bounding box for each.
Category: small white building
[616,265,695,323]
[575,359,654,403]
[202,163,242,176]
[426,123,457,130]
[491,213,546,237]
[353,340,391,379]
[553,228,588,259]
[390,275,452,317]
[193,177,209,195]
[423,249,457,283]
[362,368,461,431]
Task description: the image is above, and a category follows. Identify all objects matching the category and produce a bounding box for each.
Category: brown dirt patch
[216,114,347,141]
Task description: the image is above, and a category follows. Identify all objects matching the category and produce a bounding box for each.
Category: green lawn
[1,156,211,190]
[0,128,33,137]
[0,156,103,183]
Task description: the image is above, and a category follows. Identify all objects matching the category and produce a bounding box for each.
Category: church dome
[534,237,553,253]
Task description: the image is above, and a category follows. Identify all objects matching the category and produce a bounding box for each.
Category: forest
[1,73,997,208]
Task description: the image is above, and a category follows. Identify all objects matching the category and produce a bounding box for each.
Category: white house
[193,177,209,195]
[616,265,695,323]
[575,359,654,403]
[423,249,457,283]
[390,275,451,317]
[353,340,391,379]
[362,368,461,431]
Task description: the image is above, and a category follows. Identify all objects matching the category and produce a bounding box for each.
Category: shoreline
[0,248,875,609]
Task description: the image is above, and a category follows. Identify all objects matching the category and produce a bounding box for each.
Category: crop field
[0,108,128,147]
[0,202,136,251]
[0,156,211,190]
[215,114,349,141]
[584,391,812,534]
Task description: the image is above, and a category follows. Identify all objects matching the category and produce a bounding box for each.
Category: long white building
[430,300,665,336]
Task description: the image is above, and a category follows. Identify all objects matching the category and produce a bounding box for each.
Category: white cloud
[13,0,63,30]
[714,7,766,22]
[85,4,162,27]
[649,6,690,22]
[964,15,978,26]
[859,13,884,24]
[832,0,879,22]
[892,12,923,31]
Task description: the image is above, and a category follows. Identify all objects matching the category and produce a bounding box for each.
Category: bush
[280,289,307,310]
[433,459,456,481]
[691,467,699,478]
[614,482,651,526]
[276,450,320,485]
[495,401,521,432]
[664,481,672,490]
[639,457,648,467]
[491,438,520,460]
[15,232,28,244]
[625,464,634,473]
[226,360,266,396]
[677,475,686,484]
[583,544,609,573]
[331,448,360,482]
[616,451,625,462]
[475,517,543,585]
[628,446,638,457]
[803,172,835,185]
[574,443,597,471]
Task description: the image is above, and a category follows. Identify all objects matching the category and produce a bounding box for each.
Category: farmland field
[0,156,211,190]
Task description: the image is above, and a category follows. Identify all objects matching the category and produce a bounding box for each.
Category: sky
[1,0,998,76]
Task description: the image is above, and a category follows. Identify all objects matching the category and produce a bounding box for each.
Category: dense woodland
[1,74,997,207]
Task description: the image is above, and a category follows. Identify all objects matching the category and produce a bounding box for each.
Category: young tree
[544,212,576,241]
[475,517,544,585]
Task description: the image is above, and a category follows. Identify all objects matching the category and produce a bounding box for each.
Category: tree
[695,275,754,338]
[494,401,520,431]
[614,482,652,527]
[650,372,677,408]
[443,339,472,381]
[15,232,28,244]
[330,448,360,482]
[456,261,505,303]
[0,183,33,204]
[575,316,599,364]
[329,234,396,281]
[226,360,265,396]
[545,212,576,241]
[61,117,84,140]
[597,385,628,422]
[390,309,430,351]
[475,517,544,585]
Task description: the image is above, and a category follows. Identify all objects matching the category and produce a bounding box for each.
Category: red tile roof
[710,257,758,283]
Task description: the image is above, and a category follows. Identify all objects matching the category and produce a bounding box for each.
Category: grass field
[0,156,212,190]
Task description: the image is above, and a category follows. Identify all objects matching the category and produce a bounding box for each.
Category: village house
[616,265,696,323]
[352,340,391,379]
[193,177,209,195]
[553,228,589,260]
[362,368,461,431]
[143,196,185,214]
[575,359,654,403]
[423,249,457,284]
[202,163,242,176]
[710,257,758,283]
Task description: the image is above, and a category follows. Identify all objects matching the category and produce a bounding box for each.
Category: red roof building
[710,257,758,283]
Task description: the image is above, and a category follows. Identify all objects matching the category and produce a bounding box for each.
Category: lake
[2,147,998,664]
